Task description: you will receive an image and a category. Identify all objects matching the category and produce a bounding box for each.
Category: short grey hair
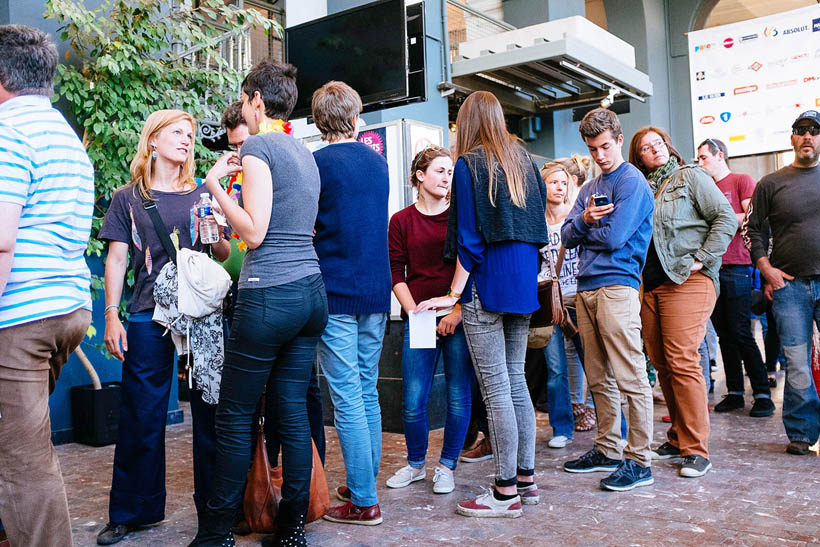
[0,25,58,97]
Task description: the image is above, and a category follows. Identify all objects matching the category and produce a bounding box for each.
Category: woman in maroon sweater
[385,146,472,495]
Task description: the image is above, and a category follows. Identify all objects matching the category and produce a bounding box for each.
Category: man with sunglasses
[697,138,774,417]
[744,111,820,456]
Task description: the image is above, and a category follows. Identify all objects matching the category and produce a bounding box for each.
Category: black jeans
[207,274,328,534]
[711,266,771,398]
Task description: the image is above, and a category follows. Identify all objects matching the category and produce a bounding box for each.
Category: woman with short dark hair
[189,60,327,547]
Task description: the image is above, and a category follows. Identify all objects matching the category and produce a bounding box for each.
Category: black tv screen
[286,0,408,119]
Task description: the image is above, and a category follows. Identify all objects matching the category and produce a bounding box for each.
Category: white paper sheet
[409,310,437,349]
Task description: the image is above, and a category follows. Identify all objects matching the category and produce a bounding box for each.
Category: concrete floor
[60,364,819,546]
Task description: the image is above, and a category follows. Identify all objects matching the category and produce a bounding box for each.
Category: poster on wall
[688,4,820,157]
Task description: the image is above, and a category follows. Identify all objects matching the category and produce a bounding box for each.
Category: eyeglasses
[792,126,820,136]
[639,140,667,155]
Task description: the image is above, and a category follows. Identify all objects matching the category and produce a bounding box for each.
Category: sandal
[575,406,596,432]
[572,403,586,419]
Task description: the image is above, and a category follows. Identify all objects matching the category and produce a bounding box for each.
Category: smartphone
[593,193,610,207]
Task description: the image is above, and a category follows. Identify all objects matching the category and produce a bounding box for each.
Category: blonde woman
[97,110,229,545]
[417,91,548,518]
[538,162,583,448]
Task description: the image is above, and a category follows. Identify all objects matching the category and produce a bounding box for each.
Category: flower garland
[227,118,294,251]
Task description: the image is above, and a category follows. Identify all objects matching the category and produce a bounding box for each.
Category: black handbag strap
[142,196,177,265]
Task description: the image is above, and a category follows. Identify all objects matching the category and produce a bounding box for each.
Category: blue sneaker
[563,448,621,473]
[599,459,653,491]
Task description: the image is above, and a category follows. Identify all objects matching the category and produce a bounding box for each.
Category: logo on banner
[720,112,731,122]
[699,115,715,124]
[783,25,808,36]
[696,71,705,81]
[769,57,788,68]
[749,61,762,72]
[694,43,715,52]
[805,76,819,83]
[816,98,820,106]
[791,53,809,63]
[698,92,725,101]
[764,26,778,37]
[723,37,734,48]
[814,18,820,32]
[766,79,797,89]
[740,33,758,43]
[729,135,746,142]
[734,85,758,95]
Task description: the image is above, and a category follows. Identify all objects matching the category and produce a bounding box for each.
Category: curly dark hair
[0,24,58,97]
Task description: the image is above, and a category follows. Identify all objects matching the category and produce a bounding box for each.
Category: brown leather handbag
[530,247,565,329]
[244,404,330,533]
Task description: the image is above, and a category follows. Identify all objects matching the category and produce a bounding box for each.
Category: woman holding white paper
[386,145,472,495]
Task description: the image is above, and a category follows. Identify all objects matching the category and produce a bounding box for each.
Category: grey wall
[1,1,9,24]
[666,0,704,160]
[502,0,586,29]
[603,0,672,154]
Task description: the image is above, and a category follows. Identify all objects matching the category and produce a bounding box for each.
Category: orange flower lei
[227,118,294,251]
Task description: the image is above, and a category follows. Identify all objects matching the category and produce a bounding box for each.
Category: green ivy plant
[44,0,279,352]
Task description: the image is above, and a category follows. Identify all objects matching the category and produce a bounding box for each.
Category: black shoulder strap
[142,196,177,265]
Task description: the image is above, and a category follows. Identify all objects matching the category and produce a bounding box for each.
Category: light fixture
[600,87,618,108]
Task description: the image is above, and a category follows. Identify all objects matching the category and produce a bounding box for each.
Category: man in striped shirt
[0,24,93,547]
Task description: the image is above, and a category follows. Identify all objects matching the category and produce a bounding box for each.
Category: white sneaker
[456,487,522,518]
[548,435,572,449]
[432,467,455,494]
[386,465,426,488]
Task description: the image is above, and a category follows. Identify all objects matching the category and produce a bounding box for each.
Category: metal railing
[174,25,253,103]
[446,0,515,63]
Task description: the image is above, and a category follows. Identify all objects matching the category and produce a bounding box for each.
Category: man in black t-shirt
[744,110,820,456]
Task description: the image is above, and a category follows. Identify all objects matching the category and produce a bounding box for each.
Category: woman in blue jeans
[386,146,472,495]
[189,60,327,547]
[417,91,548,518]
[538,162,584,449]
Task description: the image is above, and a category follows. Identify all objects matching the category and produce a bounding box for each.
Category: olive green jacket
[650,165,736,294]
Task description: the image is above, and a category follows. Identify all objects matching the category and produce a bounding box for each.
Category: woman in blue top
[416,91,548,518]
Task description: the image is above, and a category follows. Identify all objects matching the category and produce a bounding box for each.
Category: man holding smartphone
[560,108,656,491]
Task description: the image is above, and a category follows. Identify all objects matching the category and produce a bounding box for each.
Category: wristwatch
[446,287,461,299]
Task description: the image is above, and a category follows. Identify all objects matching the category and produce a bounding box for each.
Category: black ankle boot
[188,509,237,547]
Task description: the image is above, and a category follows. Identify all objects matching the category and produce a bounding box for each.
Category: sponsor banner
[689,4,820,156]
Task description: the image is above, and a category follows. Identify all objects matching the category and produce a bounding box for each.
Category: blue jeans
[109,319,217,524]
[317,313,387,507]
[544,324,574,438]
[207,275,328,535]
[712,266,771,398]
[402,320,472,471]
[771,277,820,444]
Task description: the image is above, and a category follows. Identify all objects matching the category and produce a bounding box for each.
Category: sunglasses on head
[792,126,820,136]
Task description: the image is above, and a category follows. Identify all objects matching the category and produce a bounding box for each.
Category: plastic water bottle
[197,193,220,244]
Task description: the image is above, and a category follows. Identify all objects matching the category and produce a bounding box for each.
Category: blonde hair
[129,109,197,201]
[540,162,572,204]
[454,91,527,208]
[556,154,594,206]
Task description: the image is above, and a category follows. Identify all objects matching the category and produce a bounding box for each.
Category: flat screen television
[286,0,408,120]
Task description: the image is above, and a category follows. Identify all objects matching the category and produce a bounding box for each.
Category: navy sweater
[313,142,392,314]
[561,161,654,292]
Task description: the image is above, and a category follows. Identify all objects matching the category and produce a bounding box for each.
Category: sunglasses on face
[792,126,820,136]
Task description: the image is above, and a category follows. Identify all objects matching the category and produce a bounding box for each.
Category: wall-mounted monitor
[286,0,409,120]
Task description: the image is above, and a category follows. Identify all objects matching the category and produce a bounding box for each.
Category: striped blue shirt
[0,95,94,329]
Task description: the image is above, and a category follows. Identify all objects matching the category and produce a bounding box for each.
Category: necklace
[227,118,293,251]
